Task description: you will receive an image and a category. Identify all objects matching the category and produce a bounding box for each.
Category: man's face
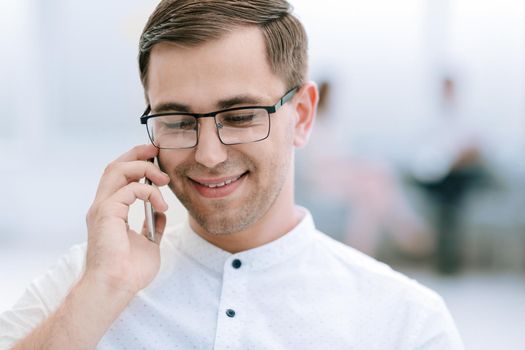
[146,27,298,236]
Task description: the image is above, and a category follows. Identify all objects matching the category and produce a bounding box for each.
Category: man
[1,1,463,348]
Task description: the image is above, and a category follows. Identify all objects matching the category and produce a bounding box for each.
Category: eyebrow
[153,102,191,114]
[217,95,264,109]
[152,94,266,114]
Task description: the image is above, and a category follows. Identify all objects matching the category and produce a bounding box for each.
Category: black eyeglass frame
[140,87,298,149]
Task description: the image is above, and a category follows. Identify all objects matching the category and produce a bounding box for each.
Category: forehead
[146,26,287,111]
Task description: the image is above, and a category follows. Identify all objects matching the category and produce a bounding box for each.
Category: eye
[161,117,196,131]
[223,114,255,125]
[219,109,266,128]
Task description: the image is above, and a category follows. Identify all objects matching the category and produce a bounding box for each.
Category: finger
[141,212,167,245]
[95,161,170,203]
[93,182,168,228]
[105,182,168,222]
[114,144,159,163]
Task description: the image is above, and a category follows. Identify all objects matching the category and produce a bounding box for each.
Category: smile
[194,174,243,188]
[189,172,248,198]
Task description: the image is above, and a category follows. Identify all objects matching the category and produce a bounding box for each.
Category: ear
[291,82,319,148]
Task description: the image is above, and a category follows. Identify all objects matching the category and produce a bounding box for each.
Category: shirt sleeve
[0,244,86,349]
[411,294,464,350]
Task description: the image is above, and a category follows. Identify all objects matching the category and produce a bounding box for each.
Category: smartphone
[144,158,156,242]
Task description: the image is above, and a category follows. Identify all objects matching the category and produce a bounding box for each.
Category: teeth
[200,175,241,188]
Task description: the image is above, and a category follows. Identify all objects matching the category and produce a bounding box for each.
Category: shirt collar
[175,207,316,274]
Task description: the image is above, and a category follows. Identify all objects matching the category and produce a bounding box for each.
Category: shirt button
[226,309,236,318]
[232,259,242,269]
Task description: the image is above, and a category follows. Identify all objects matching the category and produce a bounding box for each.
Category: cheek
[157,151,189,181]
[282,114,297,146]
[158,148,192,164]
[258,123,294,175]
[269,113,295,146]
[157,152,171,174]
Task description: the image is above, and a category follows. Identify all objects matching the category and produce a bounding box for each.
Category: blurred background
[1,0,524,348]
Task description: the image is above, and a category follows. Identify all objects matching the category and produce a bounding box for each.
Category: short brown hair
[138,0,308,90]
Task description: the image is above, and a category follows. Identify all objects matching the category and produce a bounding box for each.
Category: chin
[188,201,257,236]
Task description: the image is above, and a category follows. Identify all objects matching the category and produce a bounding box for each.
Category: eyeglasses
[140,87,298,149]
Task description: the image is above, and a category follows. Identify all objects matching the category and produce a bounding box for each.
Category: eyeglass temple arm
[275,87,298,109]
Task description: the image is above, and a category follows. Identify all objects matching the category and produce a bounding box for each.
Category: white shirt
[0,209,463,349]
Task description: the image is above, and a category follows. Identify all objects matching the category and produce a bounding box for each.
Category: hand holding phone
[85,144,169,297]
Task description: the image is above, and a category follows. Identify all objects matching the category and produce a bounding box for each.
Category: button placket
[213,257,248,350]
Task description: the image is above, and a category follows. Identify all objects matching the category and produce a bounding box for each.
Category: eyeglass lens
[147,108,270,149]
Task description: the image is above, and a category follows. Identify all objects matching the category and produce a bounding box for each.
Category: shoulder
[309,231,444,307]
[18,243,87,311]
[0,243,87,348]
[307,232,462,347]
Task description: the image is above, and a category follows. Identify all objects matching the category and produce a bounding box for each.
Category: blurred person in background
[0,1,462,348]
[411,76,488,273]
[297,79,434,259]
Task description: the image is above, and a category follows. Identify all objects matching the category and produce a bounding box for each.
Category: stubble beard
[169,152,290,236]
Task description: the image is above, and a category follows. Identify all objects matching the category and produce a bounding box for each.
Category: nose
[194,118,228,168]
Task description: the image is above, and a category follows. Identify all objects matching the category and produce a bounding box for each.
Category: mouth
[188,171,248,198]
